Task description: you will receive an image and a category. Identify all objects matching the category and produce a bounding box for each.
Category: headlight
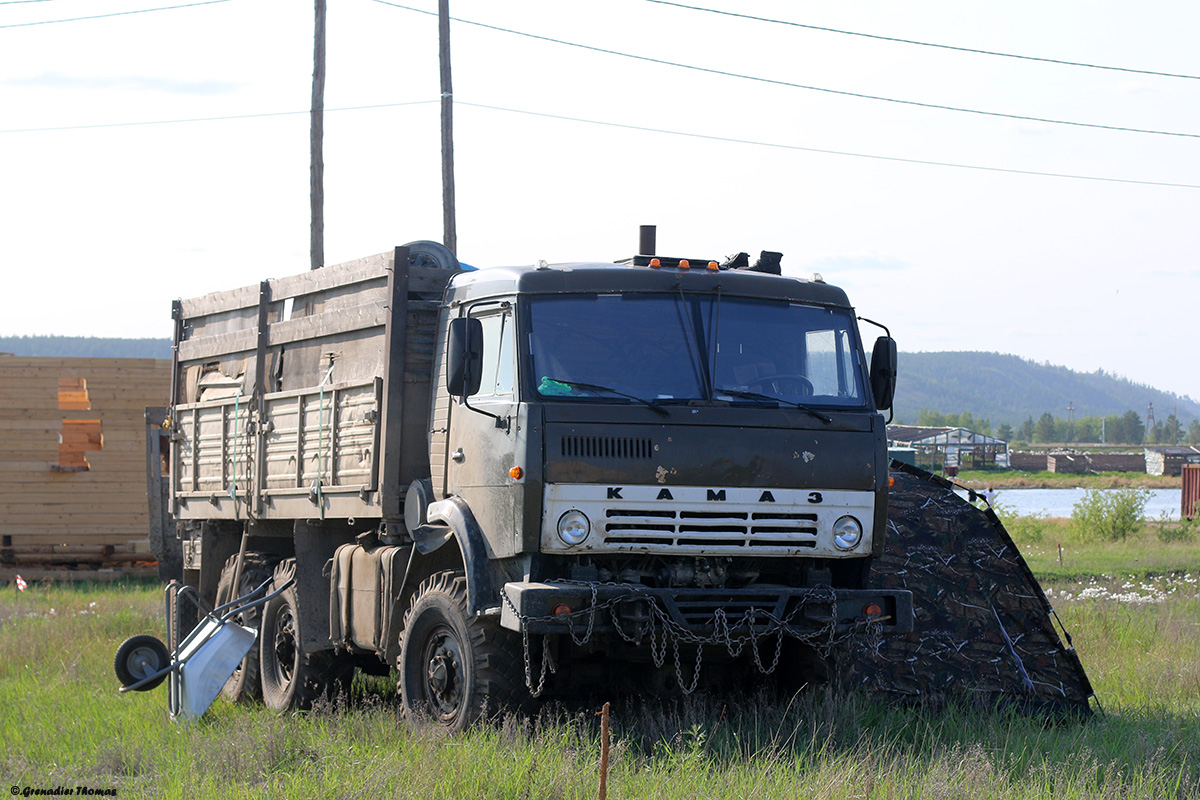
[832,516,863,550]
[557,509,591,546]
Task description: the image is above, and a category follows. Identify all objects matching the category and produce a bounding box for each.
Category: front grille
[603,508,818,549]
[561,435,653,460]
[670,592,789,627]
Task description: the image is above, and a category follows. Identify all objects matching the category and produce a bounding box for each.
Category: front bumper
[499,582,913,636]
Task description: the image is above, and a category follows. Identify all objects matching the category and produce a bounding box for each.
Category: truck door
[444,305,523,556]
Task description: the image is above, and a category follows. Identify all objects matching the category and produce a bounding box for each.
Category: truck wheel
[259,560,352,712]
[215,553,278,702]
[398,570,525,731]
[114,634,170,691]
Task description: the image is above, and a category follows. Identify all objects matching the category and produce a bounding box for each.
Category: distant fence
[1009,451,1146,474]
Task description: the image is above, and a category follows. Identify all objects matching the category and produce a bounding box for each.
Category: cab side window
[476,311,515,398]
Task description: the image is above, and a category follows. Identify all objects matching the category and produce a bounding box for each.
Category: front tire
[398,570,525,731]
[259,559,352,711]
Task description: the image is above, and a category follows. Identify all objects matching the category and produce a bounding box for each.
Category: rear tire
[215,552,278,702]
[259,559,352,712]
[398,570,526,731]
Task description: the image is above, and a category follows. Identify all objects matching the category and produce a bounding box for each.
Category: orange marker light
[863,602,884,618]
[509,466,524,480]
[678,259,690,269]
[707,261,719,271]
[649,258,662,268]
[888,476,894,487]
[552,603,572,615]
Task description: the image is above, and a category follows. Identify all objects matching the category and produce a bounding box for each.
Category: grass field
[955,470,1181,491]
[3,534,1199,799]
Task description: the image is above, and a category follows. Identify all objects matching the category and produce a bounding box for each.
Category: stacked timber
[0,356,171,580]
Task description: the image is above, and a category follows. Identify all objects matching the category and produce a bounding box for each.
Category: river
[953,487,1184,520]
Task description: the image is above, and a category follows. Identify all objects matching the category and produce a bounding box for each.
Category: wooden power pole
[310,0,327,270]
[439,0,457,254]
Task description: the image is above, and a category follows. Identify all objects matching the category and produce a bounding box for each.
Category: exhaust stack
[639,225,656,257]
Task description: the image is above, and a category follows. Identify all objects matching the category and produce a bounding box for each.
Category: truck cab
[415,252,908,705]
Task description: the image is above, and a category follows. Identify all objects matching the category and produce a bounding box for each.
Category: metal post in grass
[597,701,611,800]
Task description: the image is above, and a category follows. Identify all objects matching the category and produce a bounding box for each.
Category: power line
[0,94,1195,188]
[0,0,228,29]
[369,0,1200,140]
[645,0,1200,82]
[455,100,1200,190]
[0,99,438,133]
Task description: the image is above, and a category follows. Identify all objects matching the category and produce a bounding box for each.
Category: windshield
[526,293,867,408]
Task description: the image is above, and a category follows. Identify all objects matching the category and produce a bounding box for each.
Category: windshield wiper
[542,378,671,418]
[714,387,831,424]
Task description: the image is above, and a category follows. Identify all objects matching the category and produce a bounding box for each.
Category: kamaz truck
[155,233,912,728]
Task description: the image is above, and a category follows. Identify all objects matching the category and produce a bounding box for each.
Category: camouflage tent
[847,462,1094,714]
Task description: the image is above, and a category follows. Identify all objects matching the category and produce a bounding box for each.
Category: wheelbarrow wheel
[114,634,170,691]
[259,559,352,712]
[216,552,279,703]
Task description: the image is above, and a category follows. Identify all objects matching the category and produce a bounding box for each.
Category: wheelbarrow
[114,575,294,721]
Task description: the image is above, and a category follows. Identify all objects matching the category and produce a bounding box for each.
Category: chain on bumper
[499,582,885,696]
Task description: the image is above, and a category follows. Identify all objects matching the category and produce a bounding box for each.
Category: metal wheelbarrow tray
[114,576,294,721]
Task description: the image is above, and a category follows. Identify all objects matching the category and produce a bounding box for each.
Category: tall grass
[1,572,1198,799]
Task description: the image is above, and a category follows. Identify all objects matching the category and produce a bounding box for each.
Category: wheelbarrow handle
[210,575,276,619]
[117,659,183,694]
[216,577,296,624]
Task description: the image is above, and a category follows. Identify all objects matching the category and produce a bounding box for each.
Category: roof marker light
[678,259,690,270]
[706,261,719,271]
[649,258,662,268]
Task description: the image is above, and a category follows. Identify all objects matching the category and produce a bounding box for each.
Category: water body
[954,487,1183,520]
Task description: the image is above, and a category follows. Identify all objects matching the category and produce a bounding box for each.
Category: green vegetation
[3,548,1199,799]
[1069,488,1153,542]
[956,469,1179,490]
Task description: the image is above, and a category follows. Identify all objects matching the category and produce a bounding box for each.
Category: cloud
[5,72,241,95]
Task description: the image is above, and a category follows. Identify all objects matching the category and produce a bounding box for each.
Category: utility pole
[439,0,456,254]
[1066,401,1074,445]
[310,0,326,270]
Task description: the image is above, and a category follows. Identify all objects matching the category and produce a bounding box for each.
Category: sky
[2,0,1198,405]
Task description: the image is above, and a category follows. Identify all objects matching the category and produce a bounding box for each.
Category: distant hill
[893,351,1199,427]
[3,338,1194,428]
[0,335,171,360]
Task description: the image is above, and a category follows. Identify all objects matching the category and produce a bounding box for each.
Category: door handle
[451,448,465,463]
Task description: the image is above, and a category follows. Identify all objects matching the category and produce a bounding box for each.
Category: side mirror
[869,336,897,411]
[446,317,483,397]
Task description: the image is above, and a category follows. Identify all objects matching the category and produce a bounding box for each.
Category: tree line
[0,335,171,359]
[912,408,1200,446]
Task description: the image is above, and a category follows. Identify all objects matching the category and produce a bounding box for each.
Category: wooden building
[1047,452,1088,474]
[1145,445,1200,477]
[0,356,171,579]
